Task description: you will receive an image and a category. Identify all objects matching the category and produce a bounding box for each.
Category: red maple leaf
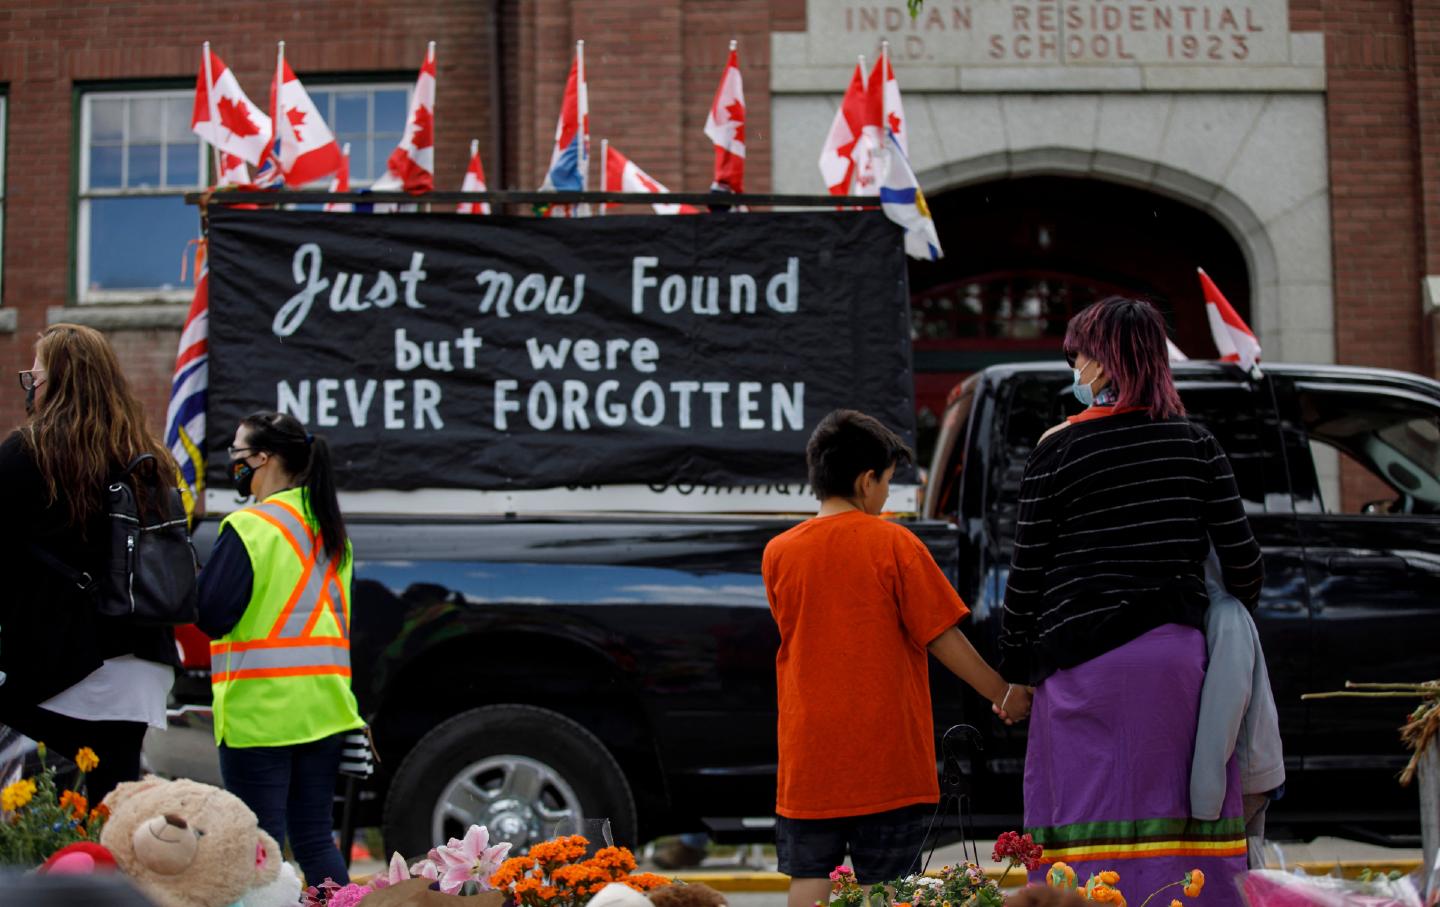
[410,104,434,150]
[217,97,260,139]
[888,112,903,135]
[634,170,663,194]
[286,107,307,141]
[725,99,745,124]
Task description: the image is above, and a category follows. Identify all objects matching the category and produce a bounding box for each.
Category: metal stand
[1420,745,1438,904]
[911,725,984,877]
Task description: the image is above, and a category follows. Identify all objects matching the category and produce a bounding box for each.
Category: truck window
[1295,384,1440,515]
[923,373,981,519]
[1175,385,1278,512]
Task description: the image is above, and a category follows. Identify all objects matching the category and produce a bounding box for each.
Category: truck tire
[382,704,639,858]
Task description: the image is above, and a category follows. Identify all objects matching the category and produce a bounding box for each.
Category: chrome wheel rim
[431,755,584,851]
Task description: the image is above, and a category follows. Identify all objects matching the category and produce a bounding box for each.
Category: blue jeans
[219,732,349,886]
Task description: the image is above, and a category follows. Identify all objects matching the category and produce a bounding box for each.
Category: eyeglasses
[227,446,259,459]
[17,369,44,392]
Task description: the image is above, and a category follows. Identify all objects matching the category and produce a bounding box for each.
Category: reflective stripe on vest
[209,498,351,680]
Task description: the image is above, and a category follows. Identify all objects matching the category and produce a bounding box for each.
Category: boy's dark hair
[806,409,914,500]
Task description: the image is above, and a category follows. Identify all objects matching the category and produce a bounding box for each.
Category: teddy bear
[97,776,297,907]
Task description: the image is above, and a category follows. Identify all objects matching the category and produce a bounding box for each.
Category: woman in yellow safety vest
[197,410,363,887]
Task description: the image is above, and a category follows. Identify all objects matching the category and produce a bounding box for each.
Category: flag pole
[730,38,737,52]
[201,43,223,187]
[599,138,608,216]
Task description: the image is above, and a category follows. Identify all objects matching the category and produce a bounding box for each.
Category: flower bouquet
[489,834,671,907]
[0,744,109,867]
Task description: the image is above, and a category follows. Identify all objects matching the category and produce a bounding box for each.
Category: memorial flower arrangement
[0,744,109,866]
[827,831,1042,907]
[489,834,671,907]
[1045,861,1206,907]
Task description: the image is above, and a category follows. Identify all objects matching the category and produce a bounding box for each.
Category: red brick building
[1,0,1437,466]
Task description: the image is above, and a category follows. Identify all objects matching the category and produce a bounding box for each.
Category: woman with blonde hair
[0,323,180,801]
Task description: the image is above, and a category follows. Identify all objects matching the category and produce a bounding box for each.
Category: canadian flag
[869,44,908,159]
[259,43,343,187]
[373,43,437,194]
[818,60,870,196]
[191,44,272,167]
[1198,267,1262,373]
[604,143,697,215]
[325,143,352,212]
[216,152,249,187]
[457,139,491,214]
[704,41,745,193]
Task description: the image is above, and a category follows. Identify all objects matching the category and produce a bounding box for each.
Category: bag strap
[25,543,97,594]
[124,453,156,475]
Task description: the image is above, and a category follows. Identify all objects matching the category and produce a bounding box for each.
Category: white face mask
[1072,362,1098,407]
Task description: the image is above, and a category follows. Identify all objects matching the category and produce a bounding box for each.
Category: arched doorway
[910,175,1252,448]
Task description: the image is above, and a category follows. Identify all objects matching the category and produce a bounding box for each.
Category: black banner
[207,208,916,491]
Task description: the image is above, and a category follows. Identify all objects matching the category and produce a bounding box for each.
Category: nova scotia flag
[878,129,943,261]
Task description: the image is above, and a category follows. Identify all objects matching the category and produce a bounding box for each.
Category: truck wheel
[382,704,638,858]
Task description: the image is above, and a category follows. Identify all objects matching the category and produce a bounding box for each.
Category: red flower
[993,831,1045,871]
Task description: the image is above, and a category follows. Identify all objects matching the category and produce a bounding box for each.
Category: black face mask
[231,460,256,498]
[24,384,35,416]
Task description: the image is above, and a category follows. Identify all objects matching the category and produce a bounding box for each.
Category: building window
[78,89,206,302]
[304,84,411,186]
[76,83,411,300]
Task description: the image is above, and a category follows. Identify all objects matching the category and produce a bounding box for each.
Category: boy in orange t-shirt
[763,410,1031,907]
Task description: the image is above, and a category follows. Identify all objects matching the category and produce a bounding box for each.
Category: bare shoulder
[1038,421,1071,444]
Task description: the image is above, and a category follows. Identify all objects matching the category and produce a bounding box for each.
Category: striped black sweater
[999,410,1264,685]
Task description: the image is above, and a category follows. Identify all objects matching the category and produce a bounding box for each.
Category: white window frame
[77,88,206,304]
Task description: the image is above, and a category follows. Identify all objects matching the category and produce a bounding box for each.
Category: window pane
[370,138,395,182]
[334,92,368,134]
[166,97,194,143]
[347,141,370,183]
[90,99,124,142]
[85,196,196,291]
[374,91,408,131]
[128,144,162,188]
[89,145,124,189]
[129,97,165,143]
[167,144,200,188]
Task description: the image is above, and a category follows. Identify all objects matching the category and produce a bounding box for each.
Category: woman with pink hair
[1000,297,1263,907]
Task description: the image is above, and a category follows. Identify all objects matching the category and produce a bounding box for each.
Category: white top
[39,655,175,730]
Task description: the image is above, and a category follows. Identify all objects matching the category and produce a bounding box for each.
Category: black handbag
[28,454,199,627]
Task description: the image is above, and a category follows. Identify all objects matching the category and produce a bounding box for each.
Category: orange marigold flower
[1171,900,1184,907]
[59,790,88,820]
[1098,872,1120,886]
[1183,870,1205,898]
[75,748,99,773]
[92,803,110,821]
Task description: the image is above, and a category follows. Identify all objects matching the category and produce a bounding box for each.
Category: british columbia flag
[166,243,209,517]
[540,41,589,194]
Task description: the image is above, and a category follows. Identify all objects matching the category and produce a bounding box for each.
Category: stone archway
[771,91,1334,363]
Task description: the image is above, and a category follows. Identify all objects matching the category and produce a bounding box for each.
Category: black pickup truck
[163,360,1440,857]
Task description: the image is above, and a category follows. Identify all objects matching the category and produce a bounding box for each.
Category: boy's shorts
[775,804,931,884]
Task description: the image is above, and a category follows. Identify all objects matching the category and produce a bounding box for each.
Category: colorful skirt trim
[1023,624,1247,907]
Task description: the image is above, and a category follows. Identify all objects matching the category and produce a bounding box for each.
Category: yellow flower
[75,748,99,773]
[1,778,37,812]
[1183,870,1205,898]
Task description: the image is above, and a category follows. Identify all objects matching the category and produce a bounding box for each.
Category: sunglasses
[17,369,44,392]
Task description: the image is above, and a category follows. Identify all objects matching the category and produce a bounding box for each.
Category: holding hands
[992,682,1034,724]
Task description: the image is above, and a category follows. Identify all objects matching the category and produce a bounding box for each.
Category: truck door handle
[1325,555,1409,574]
